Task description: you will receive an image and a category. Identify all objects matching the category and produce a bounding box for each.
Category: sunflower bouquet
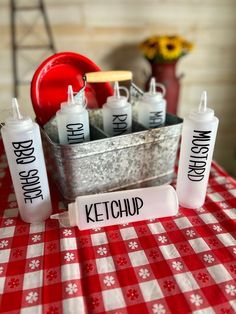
[139,35,193,63]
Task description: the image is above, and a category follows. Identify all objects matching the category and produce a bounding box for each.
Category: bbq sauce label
[13,140,36,164]
[12,139,44,203]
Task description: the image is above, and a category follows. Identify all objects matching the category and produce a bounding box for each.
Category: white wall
[0,0,235,175]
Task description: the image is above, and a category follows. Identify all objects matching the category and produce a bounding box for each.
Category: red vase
[145,61,180,115]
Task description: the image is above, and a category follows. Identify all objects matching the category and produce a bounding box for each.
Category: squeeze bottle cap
[5,98,32,127]
[60,85,85,112]
[143,77,166,102]
[189,91,214,121]
[107,81,129,106]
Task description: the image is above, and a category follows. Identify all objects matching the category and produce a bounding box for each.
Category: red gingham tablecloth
[0,139,236,314]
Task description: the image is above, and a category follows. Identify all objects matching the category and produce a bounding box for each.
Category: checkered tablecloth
[0,139,236,314]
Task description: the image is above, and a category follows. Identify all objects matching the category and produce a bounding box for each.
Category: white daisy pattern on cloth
[190,294,203,306]
[225,183,234,189]
[157,236,168,244]
[26,291,39,304]
[65,283,78,295]
[203,254,215,264]
[103,275,115,287]
[64,252,75,262]
[97,247,107,256]
[0,240,9,248]
[212,225,222,232]
[186,230,196,238]
[0,266,4,274]
[233,248,236,255]
[63,229,72,236]
[172,261,183,271]
[138,268,150,279]
[225,284,236,296]
[219,202,228,209]
[29,259,40,270]
[128,241,138,250]
[32,234,41,243]
[4,218,14,226]
[152,303,166,314]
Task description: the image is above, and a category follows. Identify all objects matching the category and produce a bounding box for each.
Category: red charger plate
[31,52,113,126]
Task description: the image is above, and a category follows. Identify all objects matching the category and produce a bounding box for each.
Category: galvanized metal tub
[41,109,183,203]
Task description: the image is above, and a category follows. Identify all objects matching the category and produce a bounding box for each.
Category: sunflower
[139,35,193,63]
[147,35,159,45]
[145,47,157,60]
[139,34,193,62]
[158,37,182,60]
[181,40,194,53]
[139,39,160,61]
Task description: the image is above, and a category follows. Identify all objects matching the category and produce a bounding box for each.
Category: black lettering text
[149,111,163,127]
[19,169,44,203]
[112,114,128,135]
[85,204,95,223]
[188,130,212,182]
[66,123,85,144]
[13,140,36,164]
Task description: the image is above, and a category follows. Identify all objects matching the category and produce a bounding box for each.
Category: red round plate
[31,52,113,126]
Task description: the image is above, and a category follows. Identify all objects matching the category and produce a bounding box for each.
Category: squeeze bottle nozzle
[199,90,207,113]
[12,98,23,120]
[149,77,157,95]
[67,85,75,105]
[114,81,121,99]
[144,77,166,99]
[61,85,86,110]
[107,81,129,103]
[189,90,214,121]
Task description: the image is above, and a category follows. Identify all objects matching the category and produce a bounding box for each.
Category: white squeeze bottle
[176,91,219,208]
[51,185,178,230]
[103,81,132,136]
[56,85,90,144]
[137,77,166,128]
[1,98,52,223]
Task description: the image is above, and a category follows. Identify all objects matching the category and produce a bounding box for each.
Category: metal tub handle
[84,71,133,83]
